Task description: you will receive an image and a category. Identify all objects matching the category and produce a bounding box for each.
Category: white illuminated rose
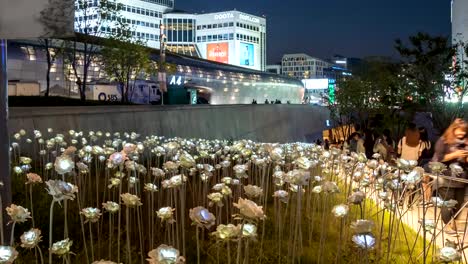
[157,207,175,224]
[6,204,31,223]
[211,224,240,241]
[233,198,266,221]
[50,238,73,256]
[243,185,263,199]
[144,183,159,193]
[102,201,120,213]
[54,155,75,175]
[25,173,42,184]
[147,244,185,264]
[332,204,349,218]
[272,190,289,203]
[120,193,142,207]
[0,246,18,263]
[80,207,102,223]
[189,206,216,229]
[20,228,42,249]
[207,192,224,207]
[438,246,461,262]
[45,180,78,203]
[352,233,376,250]
[351,219,374,234]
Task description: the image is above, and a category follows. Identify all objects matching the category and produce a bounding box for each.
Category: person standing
[432,119,468,234]
[398,123,422,162]
[419,126,433,204]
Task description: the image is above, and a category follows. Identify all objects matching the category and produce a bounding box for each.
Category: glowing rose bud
[179,153,195,168]
[367,160,378,169]
[352,233,376,250]
[295,157,311,170]
[20,228,42,249]
[351,219,374,234]
[13,166,22,175]
[221,186,232,196]
[6,204,31,223]
[102,201,120,213]
[108,152,127,167]
[348,191,365,205]
[80,208,102,223]
[243,185,263,199]
[50,238,73,256]
[157,207,175,224]
[25,173,42,185]
[332,204,349,218]
[13,133,20,140]
[144,183,158,193]
[211,224,240,240]
[207,192,224,207]
[163,161,179,172]
[273,190,289,203]
[438,246,461,262]
[147,244,184,264]
[120,193,142,207]
[151,168,165,178]
[107,178,121,189]
[322,181,339,194]
[312,186,322,194]
[233,198,266,221]
[419,219,436,232]
[19,157,32,165]
[221,177,233,185]
[428,162,446,174]
[54,155,74,175]
[0,246,18,263]
[189,206,216,229]
[286,169,310,186]
[241,223,257,238]
[45,180,78,203]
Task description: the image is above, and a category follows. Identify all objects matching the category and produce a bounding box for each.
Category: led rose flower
[81,208,102,223]
[419,219,436,232]
[450,163,464,175]
[351,219,374,234]
[122,143,137,155]
[272,190,289,203]
[348,191,365,205]
[147,244,185,264]
[243,185,263,199]
[0,246,18,263]
[107,178,121,189]
[54,155,75,175]
[207,192,224,207]
[294,157,311,170]
[92,260,119,264]
[120,193,142,207]
[50,238,73,256]
[221,185,232,196]
[169,175,187,187]
[233,198,266,221]
[332,204,349,218]
[352,233,376,250]
[76,162,89,174]
[179,153,195,168]
[25,173,42,185]
[108,152,127,167]
[211,224,240,241]
[241,223,257,238]
[189,206,216,229]
[312,186,322,194]
[163,161,179,172]
[438,246,461,262]
[102,201,120,213]
[6,204,31,223]
[285,169,310,186]
[144,183,159,193]
[322,181,339,194]
[233,164,248,178]
[431,197,458,208]
[20,228,42,249]
[151,168,165,178]
[157,207,175,224]
[45,180,78,203]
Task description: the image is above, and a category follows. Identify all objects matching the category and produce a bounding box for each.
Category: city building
[191,10,267,71]
[452,0,468,64]
[281,53,333,79]
[266,64,281,75]
[74,0,174,49]
[6,39,303,105]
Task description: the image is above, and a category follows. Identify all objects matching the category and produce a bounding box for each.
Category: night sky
[177,0,452,64]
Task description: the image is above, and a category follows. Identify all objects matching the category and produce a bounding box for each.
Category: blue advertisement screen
[239,42,254,66]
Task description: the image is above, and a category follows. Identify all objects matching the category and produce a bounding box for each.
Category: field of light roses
[0,128,462,263]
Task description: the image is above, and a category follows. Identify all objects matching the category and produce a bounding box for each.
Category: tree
[100,32,152,103]
[63,0,123,101]
[40,39,61,97]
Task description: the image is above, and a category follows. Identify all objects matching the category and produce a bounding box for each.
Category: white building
[74,0,174,49]
[192,11,266,71]
[281,53,333,79]
[266,64,281,75]
[452,0,468,64]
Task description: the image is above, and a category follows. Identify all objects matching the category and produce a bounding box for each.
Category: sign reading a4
[169,75,183,86]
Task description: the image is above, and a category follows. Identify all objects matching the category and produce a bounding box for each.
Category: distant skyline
[177,0,452,63]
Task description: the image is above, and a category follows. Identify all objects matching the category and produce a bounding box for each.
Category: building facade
[281,53,333,79]
[192,11,266,71]
[452,0,468,65]
[266,65,281,75]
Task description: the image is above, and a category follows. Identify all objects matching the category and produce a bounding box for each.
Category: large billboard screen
[239,42,254,66]
[302,79,329,89]
[207,42,229,63]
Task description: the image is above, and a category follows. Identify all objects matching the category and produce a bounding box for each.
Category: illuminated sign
[328,79,336,103]
[169,76,183,86]
[239,14,260,23]
[207,42,229,63]
[335,60,346,64]
[214,13,234,20]
[302,79,328,89]
[239,42,254,66]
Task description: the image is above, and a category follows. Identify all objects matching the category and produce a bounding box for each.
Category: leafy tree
[63,0,123,101]
[100,30,153,103]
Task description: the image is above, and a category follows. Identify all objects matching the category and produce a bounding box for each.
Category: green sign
[190,90,197,105]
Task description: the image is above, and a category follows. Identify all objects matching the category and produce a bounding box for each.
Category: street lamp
[159,22,167,105]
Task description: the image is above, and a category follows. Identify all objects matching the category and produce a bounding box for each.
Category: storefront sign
[239,14,260,23]
[214,13,234,20]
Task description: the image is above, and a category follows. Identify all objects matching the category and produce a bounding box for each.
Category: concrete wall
[8,105,330,143]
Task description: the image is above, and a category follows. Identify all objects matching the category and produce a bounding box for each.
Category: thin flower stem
[49,200,55,264]
[37,245,45,264]
[9,221,15,246]
[89,223,94,261]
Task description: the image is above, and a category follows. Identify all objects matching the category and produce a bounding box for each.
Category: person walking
[432,119,468,235]
[398,123,422,162]
[418,126,433,205]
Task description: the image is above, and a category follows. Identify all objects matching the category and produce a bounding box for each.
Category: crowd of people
[324,119,468,235]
